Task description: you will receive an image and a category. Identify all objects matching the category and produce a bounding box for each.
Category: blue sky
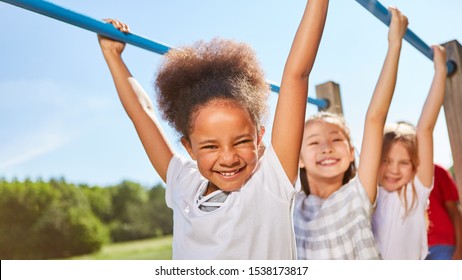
[1,0,461,187]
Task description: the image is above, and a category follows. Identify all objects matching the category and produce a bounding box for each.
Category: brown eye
[235,139,251,146]
[202,145,218,150]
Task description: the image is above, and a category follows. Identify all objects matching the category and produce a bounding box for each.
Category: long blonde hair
[381,122,419,216]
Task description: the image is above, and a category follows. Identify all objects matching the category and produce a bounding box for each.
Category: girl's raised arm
[358,8,407,202]
[98,20,174,182]
[416,46,447,187]
[272,0,329,184]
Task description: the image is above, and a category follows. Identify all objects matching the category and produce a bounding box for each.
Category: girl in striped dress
[294,7,408,259]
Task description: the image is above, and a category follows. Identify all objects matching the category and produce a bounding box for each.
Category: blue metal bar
[355,0,456,75]
[269,83,327,108]
[1,0,172,54]
[0,0,328,109]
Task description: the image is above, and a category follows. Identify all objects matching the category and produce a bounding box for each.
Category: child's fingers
[430,45,447,73]
[431,45,446,55]
[432,45,445,52]
[388,6,408,37]
[388,6,398,17]
[398,12,408,27]
[102,18,131,33]
[388,6,407,24]
[431,45,447,62]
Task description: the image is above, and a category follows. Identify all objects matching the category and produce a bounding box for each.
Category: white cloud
[0,126,73,170]
[0,79,114,170]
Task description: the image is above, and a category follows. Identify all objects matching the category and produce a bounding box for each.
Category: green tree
[0,178,107,259]
[109,181,151,242]
[80,185,113,223]
[147,184,173,236]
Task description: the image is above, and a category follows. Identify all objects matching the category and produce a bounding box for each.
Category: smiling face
[378,141,415,192]
[181,99,263,195]
[300,120,354,187]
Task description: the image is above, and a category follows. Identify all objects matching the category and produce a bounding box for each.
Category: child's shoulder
[412,175,433,194]
[338,175,373,206]
[167,153,201,186]
[251,143,297,195]
[340,175,362,193]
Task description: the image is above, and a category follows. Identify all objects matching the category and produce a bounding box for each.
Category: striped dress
[294,176,381,259]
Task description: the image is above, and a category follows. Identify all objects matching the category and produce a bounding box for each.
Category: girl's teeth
[219,167,243,177]
[320,159,336,165]
[221,170,237,176]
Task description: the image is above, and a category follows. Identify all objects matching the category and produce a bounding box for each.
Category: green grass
[69,235,173,260]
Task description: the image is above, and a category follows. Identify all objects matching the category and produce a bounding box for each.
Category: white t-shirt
[166,144,298,259]
[372,176,433,259]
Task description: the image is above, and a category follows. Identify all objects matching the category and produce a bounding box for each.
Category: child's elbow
[365,110,386,126]
[285,63,312,81]
[416,126,433,138]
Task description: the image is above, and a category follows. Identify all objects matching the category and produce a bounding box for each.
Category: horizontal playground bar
[355,0,456,75]
[1,0,328,109]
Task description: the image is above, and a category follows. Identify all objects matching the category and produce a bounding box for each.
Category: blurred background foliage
[0,177,172,259]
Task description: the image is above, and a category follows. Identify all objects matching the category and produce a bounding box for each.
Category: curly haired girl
[98,0,329,259]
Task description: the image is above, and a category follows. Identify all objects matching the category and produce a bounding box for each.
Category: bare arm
[98,20,174,182]
[272,0,329,184]
[416,46,447,187]
[358,8,408,203]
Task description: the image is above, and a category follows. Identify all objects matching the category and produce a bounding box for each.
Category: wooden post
[442,40,462,202]
[315,81,344,116]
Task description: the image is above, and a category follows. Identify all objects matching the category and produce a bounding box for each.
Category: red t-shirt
[427,164,460,246]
